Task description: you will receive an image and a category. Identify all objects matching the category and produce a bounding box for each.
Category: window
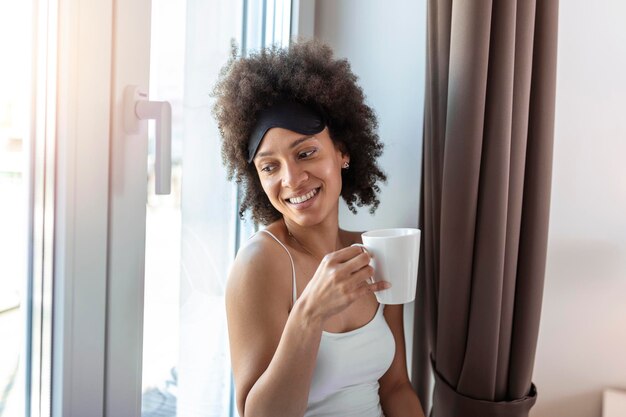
[1,1,299,416]
[1,1,55,416]
[139,1,293,416]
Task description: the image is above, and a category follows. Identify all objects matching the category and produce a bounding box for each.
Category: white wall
[313,0,426,231]
[531,1,626,416]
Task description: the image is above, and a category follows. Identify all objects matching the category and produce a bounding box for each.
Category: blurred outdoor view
[141,1,185,415]
[141,0,245,416]
[0,2,31,417]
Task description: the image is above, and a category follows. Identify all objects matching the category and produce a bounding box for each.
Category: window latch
[123,85,172,195]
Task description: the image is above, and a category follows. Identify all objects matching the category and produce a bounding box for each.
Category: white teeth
[288,188,318,204]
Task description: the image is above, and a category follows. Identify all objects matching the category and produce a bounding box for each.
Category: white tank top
[260,230,395,417]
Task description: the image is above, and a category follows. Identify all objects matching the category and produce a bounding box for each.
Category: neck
[283,216,342,260]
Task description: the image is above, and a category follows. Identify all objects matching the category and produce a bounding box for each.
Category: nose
[282,161,308,189]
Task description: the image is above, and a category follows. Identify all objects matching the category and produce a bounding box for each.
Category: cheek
[260,176,280,200]
[319,162,343,189]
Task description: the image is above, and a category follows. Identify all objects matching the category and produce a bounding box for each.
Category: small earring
[342,162,350,169]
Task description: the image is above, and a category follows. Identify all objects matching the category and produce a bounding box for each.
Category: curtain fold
[412,1,559,416]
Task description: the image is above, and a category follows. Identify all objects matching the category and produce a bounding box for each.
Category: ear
[338,149,349,167]
[334,141,349,161]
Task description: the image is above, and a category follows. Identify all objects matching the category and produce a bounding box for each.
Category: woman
[213,39,425,417]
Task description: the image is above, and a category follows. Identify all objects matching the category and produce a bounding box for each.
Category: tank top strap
[258,229,298,305]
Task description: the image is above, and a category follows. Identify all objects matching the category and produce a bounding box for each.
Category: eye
[260,163,276,173]
[298,149,317,159]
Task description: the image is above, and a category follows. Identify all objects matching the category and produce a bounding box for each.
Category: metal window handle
[123,85,172,195]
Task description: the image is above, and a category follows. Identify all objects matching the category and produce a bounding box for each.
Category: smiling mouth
[286,187,320,204]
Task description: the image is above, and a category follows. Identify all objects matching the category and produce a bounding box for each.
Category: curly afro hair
[212,39,386,225]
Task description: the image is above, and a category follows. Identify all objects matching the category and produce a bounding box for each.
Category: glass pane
[140,1,184,415]
[0,2,32,416]
[141,1,291,415]
[140,0,244,416]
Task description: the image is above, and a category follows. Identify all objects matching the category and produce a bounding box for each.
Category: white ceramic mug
[353,228,421,304]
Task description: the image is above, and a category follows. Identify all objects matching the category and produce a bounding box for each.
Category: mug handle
[350,243,375,285]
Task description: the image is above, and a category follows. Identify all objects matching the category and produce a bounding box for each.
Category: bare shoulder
[226,231,293,312]
[226,231,296,415]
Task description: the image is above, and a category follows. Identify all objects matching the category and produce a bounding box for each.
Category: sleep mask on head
[247,99,326,162]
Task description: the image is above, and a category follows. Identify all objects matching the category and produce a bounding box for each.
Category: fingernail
[383,282,392,289]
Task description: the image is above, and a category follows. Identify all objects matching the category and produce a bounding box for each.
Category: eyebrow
[255,136,315,159]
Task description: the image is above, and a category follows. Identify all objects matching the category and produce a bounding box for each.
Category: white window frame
[51,0,114,415]
[50,0,151,415]
[48,0,309,416]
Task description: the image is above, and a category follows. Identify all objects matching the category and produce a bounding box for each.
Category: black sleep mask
[247,99,326,162]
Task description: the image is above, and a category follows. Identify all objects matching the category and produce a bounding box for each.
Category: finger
[370,280,391,292]
[342,251,372,272]
[351,243,374,258]
[348,262,374,283]
[351,280,389,300]
[326,245,368,263]
[356,280,391,297]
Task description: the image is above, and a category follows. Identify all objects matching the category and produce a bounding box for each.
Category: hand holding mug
[299,245,390,321]
[352,228,421,305]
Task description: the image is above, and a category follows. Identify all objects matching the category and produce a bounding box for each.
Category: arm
[226,240,320,417]
[227,240,386,417]
[378,304,425,417]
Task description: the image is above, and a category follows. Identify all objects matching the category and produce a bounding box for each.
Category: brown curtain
[411,1,559,416]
